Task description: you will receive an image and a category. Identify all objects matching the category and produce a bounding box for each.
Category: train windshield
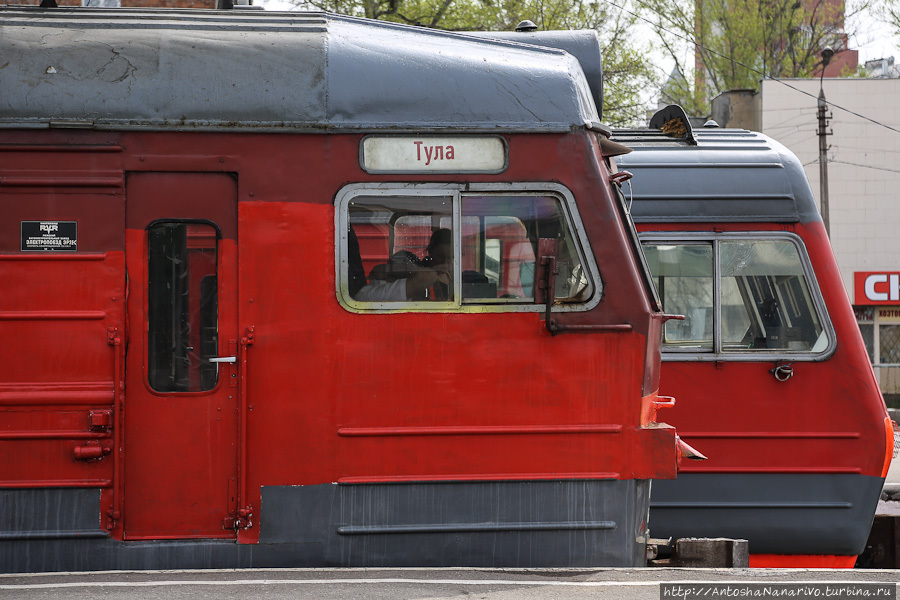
[643,237,829,355]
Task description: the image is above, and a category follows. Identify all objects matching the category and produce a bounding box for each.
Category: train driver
[355,249,451,302]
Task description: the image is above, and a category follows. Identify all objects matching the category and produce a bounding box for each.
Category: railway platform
[1,567,898,600]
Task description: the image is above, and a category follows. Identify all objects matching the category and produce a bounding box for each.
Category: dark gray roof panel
[0,9,598,132]
[465,30,604,121]
[613,128,821,224]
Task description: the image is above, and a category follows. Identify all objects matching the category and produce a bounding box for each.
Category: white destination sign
[361,136,507,174]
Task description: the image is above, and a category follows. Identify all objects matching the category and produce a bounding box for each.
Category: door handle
[209,356,237,363]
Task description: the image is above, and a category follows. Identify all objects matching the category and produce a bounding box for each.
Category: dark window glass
[148,222,219,392]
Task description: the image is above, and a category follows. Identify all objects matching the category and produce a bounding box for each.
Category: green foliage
[637,0,870,115]
[291,0,659,126]
[879,0,900,35]
[839,62,867,77]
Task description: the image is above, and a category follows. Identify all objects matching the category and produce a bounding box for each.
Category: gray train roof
[612,128,821,224]
[0,9,598,133]
[466,30,604,120]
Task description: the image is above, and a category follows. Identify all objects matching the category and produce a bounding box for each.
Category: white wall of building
[761,78,900,292]
[760,78,900,393]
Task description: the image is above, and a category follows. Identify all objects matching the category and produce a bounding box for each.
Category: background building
[750,75,900,400]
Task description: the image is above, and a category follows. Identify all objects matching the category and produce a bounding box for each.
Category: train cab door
[123,172,240,540]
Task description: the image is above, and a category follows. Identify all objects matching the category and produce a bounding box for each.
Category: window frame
[640,231,836,362]
[335,182,602,314]
[145,218,224,395]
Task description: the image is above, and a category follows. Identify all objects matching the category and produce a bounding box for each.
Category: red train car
[0,9,679,571]
[615,108,892,568]
[465,25,889,565]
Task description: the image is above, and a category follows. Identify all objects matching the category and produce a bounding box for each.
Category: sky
[256,0,292,9]
[852,17,900,64]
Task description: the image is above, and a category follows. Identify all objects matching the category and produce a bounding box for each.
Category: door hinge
[224,506,254,530]
[235,506,254,530]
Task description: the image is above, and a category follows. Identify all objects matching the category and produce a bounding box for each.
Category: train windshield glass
[644,237,828,355]
[643,243,714,350]
[344,192,591,307]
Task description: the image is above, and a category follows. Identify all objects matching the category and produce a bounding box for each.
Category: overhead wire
[828,145,900,156]
[801,156,900,173]
[828,159,900,174]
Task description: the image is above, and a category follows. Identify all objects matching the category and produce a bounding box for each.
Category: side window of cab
[642,234,833,357]
[336,186,598,311]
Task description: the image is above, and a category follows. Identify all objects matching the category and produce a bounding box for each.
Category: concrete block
[673,538,749,568]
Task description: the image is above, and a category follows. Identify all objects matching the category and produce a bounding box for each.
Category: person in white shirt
[354,250,450,302]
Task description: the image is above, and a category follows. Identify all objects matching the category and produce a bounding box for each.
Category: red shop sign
[855,272,900,305]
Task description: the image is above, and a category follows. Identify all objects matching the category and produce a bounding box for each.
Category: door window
[147,222,219,392]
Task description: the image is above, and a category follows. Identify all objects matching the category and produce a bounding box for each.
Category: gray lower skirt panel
[1,479,650,572]
[650,473,884,555]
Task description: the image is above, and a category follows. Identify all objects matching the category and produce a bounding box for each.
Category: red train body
[0,10,678,571]
[615,115,891,567]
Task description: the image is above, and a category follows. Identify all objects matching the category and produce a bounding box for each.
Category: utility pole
[817,47,834,237]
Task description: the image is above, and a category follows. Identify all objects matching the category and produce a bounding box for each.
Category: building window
[882,326,900,364]
[642,235,831,358]
[856,306,900,366]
